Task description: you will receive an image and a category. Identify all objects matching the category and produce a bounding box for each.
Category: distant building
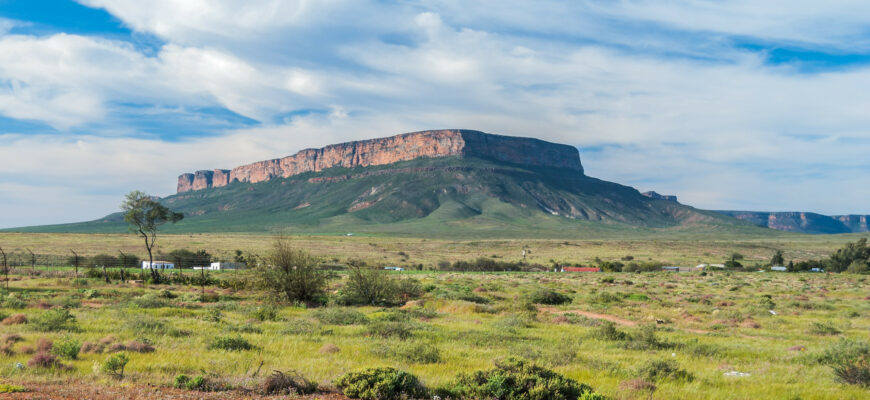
[770,266,787,272]
[662,266,680,272]
[383,266,405,271]
[142,261,174,270]
[810,267,825,273]
[193,262,246,270]
[697,263,725,270]
[561,267,601,272]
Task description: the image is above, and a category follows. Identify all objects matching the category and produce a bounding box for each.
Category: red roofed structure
[561,267,601,272]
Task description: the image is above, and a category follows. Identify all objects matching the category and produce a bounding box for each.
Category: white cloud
[2,1,870,228]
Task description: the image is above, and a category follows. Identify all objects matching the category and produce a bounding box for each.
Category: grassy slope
[5,156,775,239]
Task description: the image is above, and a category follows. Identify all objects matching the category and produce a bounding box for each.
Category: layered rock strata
[177,129,583,193]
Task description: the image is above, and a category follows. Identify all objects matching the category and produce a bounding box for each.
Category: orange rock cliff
[176,129,583,193]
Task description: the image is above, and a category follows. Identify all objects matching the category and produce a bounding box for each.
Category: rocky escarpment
[641,191,678,203]
[716,211,870,234]
[177,129,583,193]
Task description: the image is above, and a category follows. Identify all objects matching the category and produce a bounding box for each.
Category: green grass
[0,268,868,399]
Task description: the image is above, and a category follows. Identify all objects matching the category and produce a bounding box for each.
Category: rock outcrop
[641,191,678,203]
[177,129,583,193]
[716,211,870,234]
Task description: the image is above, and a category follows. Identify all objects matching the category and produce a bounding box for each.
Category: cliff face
[177,129,583,193]
[641,191,678,203]
[716,211,870,234]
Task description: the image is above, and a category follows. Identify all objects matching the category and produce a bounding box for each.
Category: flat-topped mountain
[9,129,773,238]
[177,129,583,193]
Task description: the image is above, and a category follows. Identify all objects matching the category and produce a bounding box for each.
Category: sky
[2,0,870,228]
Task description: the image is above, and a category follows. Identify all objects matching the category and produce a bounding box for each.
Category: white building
[770,266,787,272]
[193,262,246,271]
[142,261,175,270]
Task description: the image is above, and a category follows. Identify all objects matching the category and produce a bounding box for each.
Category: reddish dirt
[3,383,351,400]
[540,307,638,326]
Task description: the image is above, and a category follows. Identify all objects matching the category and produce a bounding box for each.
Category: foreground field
[0,268,868,399]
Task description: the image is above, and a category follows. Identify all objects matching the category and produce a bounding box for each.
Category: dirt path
[2,383,351,400]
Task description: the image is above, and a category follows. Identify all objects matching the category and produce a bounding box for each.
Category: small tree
[121,191,183,283]
[771,250,785,266]
[256,236,326,304]
[344,260,399,305]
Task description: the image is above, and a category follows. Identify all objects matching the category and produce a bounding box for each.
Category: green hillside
[7,156,779,239]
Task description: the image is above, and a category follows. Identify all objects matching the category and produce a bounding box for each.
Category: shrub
[314,308,368,325]
[255,237,327,303]
[250,305,280,321]
[1,314,27,325]
[809,321,842,335]
[203,308,223,323]
[27,352,61,369]
[373,341,441,364]
[208,335,253,351]
[811,339,870,365]
[129,293,167,308]
[366,321,413,339]
[339,261,402,306]
[102,353,129,379]
[436,358,597,400]
[0,384,26,393]
[623,325,673,351]
[126,315,176,335]
[592,322,628,341]
[174,374,218,391]
[124,340,155,353]
[51,337,81,359]
[833,356,870,387]
[226,323,263,334]
[528,289,572,305]
[31,308,78,332]
[335,367,427,400]
[158,289,176,299]
[261,370,318,395]
[636,359,694,382]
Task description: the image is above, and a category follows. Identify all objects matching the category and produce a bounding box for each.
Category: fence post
[27,248,35,272]
[70,249,79,277]
[0,247,7,290]
[118,251,126,283]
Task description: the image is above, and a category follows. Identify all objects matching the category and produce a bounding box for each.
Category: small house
[561,267,601,272]
[770,266,787,272]
[662,266,680,272]
[142,261,174,270]
[810,267,825,273]
[383,266,405,271]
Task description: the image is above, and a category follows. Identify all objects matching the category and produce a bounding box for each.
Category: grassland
[0,268,868,399]
[0,231,864,267]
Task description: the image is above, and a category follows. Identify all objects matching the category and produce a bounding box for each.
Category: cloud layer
[1,0,870,227]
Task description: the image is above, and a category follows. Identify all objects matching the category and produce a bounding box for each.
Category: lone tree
[121,190,183,282]
[256,236,327,304]
[771,250,785,266]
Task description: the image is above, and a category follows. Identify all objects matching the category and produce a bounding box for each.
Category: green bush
[0,383,26,393]
[314,307,368,325]
[809,321,842,335]
[174,374,210,391]
[366,321,413,339]
[102,353,129,379]
[528,289,572,305]
[591,321,628,341]
[811,339,870,365]
[250,305,280,321]
[208,335,253,351]
[436,358,597,400]
[636,359,694,382]
[129,293,167,308]
[51,337,81,359]
[833,356,870,387]
[31,308,78,332]
[373,341,441,364]
[335,367,427,400]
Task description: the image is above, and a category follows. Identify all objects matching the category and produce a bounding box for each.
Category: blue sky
[2,0,870,228]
